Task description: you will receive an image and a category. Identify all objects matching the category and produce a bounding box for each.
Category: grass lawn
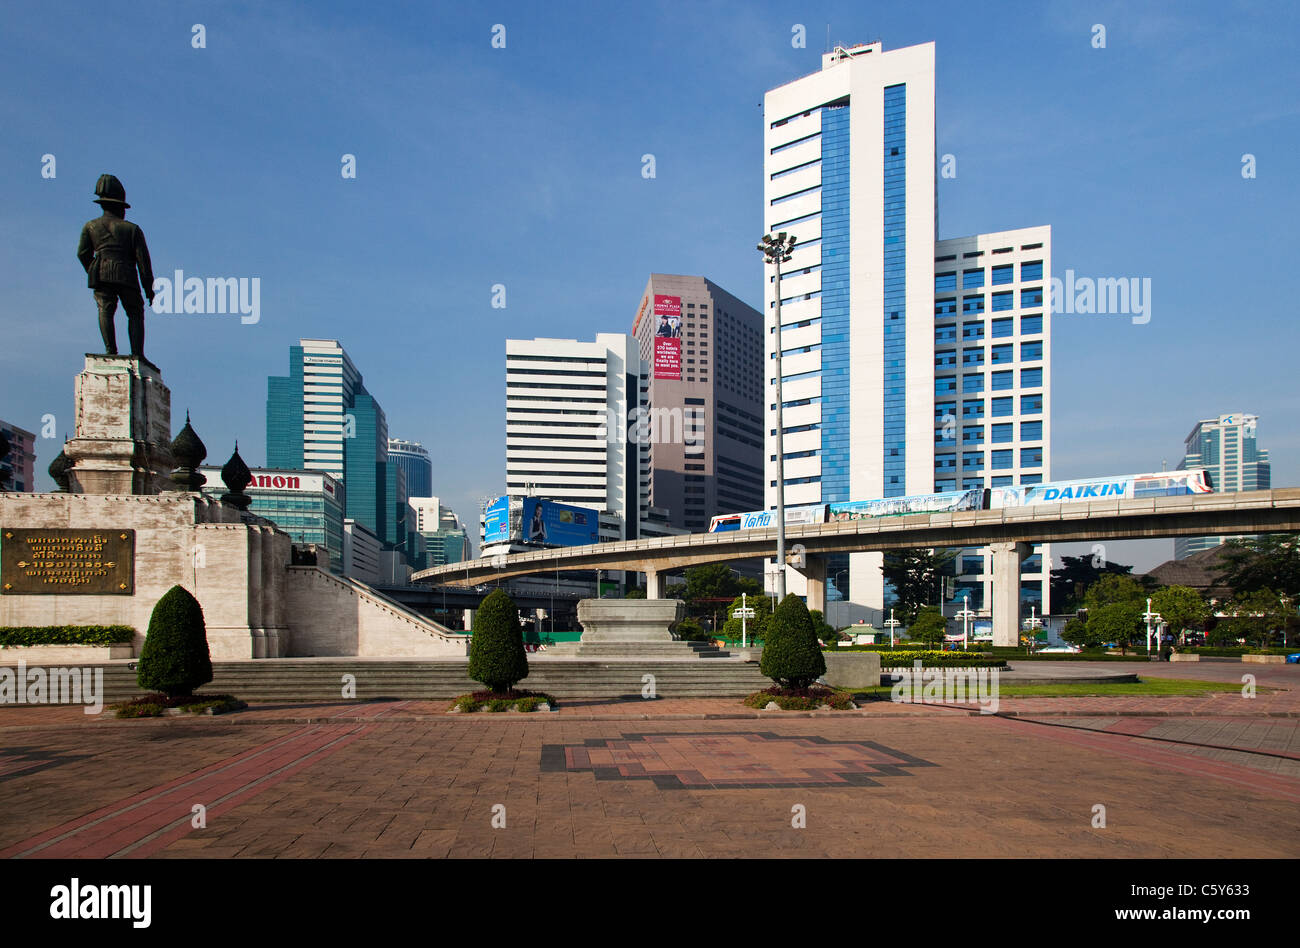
[851,678,1259,699]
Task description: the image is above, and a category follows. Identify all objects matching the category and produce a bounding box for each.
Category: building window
[962,268,985,288]
[962,453,984,470]
[1021,420,1042,441]
[962,349,984,366]
[1021,287,1043,308]
[1021,394,1042,414]
[935,298,957,317]
[992,397,1014,417]
[991,291,1014,312]
[991,264,1014,285]
[1021,448,1043,467]
[1021,473,1043,485]
[1021,314,1043,335]
[935,350,957,368]
[962,374,984,394]
[991,343,1014,364]
[935,325,957,343]
[935,272,957,292]
[1021,261,1043,281]
[991,423,1013,443]
[962,296,985,315]
[1021,367,1043,388]
[991,370,1014,391]
[1021,340,1042,361]
[962,427,984,444]
[991,318,1014,338]
[936,376,957,394]
[962,323,984,340]
[991,449,1014,470]
[962,401,984,418]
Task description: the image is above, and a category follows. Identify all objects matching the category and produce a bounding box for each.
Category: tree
[624,587,646,599]
[467,588,529,694]
[760,594,827,689]
[1060,616,1100,649]
[1215,535,1300,599]
[1082,573,1148,611]
[674,616,710,642]
[882,548,957,623]
[908,606,948,647]
[810,609,837,644]
[1085,600,1142,654]
[1150,585,1210,641]
[683,563,762,606]
[137,585,213,698]
[1049,554,1134,613]
[1223,587,1283,649]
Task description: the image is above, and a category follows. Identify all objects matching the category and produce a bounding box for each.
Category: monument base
[65,354,172,495]
[551,598,730,658]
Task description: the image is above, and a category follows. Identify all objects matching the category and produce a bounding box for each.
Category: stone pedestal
[558,598,726,658]
[65,355,172,495]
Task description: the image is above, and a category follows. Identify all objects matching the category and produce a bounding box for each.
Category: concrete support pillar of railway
[991,540,1031,647]
[798,554,827,614]
[644,568,661,599]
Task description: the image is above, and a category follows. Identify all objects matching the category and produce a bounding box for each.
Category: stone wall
[1,492,284,659]
[283,567,467,658]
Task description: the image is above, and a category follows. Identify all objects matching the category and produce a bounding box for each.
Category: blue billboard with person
[521,498,598,547]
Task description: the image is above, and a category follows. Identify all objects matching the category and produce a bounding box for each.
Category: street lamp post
[1143,598,1163,658]
[758,231,797,601]
[1022,605,1043,653]
[884,608,902,648]
[956,594,976,651]
[833,569,848,630]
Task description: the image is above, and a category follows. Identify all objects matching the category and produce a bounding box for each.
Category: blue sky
[2,0,1296,570]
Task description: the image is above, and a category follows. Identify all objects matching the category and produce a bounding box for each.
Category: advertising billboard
[520,499,598,547]
[829,488,983,522]
[483,496,511,545]
[652,294,682,380]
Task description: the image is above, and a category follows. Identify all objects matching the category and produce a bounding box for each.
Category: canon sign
[254,474,300,489]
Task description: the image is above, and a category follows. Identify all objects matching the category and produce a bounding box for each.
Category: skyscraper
[267,339,405,559]
[631,274,765,533]
[763,41,1051,616]
[0,420,36,492]
[389,439,433,499]
[504,334,645,541]
[1175,413,1271,559]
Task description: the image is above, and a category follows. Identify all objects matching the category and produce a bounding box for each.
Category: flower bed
[450,690,557,713]
[114,693,244,718]
[743,685,856,711]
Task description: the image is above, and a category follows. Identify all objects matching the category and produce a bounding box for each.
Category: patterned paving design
[540,731,936,789]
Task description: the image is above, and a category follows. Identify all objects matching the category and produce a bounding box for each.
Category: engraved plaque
[1,528,135,595]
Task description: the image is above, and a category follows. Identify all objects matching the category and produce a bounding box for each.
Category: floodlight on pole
[758,230,798,601]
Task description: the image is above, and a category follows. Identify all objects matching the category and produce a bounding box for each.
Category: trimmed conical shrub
[137,585,213,697]
[760,593,827,689]
[468,588,529,694]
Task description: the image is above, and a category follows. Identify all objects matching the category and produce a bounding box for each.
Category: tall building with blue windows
[1175,413,1270,560]
[389,439,433,499]
[763,41,1052,618]
[267,339,411,568]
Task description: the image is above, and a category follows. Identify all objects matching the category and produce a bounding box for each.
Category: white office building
[1175,413,1271,559]
[763,40,1051,619]
[505,334,647,541]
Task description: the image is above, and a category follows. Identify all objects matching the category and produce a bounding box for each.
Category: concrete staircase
[73,658,773,704]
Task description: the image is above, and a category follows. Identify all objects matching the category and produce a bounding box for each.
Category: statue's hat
[92,174,130,208]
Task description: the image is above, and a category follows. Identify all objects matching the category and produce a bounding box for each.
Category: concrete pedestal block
[571,598,702,657]
[1243,653,1286,664]
[821,651,883,689]
[1169,652,1201,662]
[65,355,172,496]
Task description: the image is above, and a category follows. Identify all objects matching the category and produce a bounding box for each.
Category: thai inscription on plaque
[1,528,135,595]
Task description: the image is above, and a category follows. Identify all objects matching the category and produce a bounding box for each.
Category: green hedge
[0,625,135,647]
[1190,646,1296,657]
[874,651,1005,667]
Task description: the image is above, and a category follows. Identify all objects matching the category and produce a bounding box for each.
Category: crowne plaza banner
[652,294,682,380]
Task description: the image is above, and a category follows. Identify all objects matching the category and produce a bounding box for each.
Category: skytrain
[706,469,1213,533]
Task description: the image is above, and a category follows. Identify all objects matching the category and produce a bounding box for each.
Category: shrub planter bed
[450,690,557,713]
[114,693,245,718]
[744,685,856,711]
[0,625,136,663]
[0,644,134,663]
[874,651,1005,668]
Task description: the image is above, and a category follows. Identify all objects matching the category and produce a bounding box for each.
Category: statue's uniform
[76,213,156,357]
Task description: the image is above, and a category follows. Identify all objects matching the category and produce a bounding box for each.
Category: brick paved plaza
[1,663,1298,859]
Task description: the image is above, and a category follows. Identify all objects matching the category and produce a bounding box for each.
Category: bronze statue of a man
[76,174,157,360]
